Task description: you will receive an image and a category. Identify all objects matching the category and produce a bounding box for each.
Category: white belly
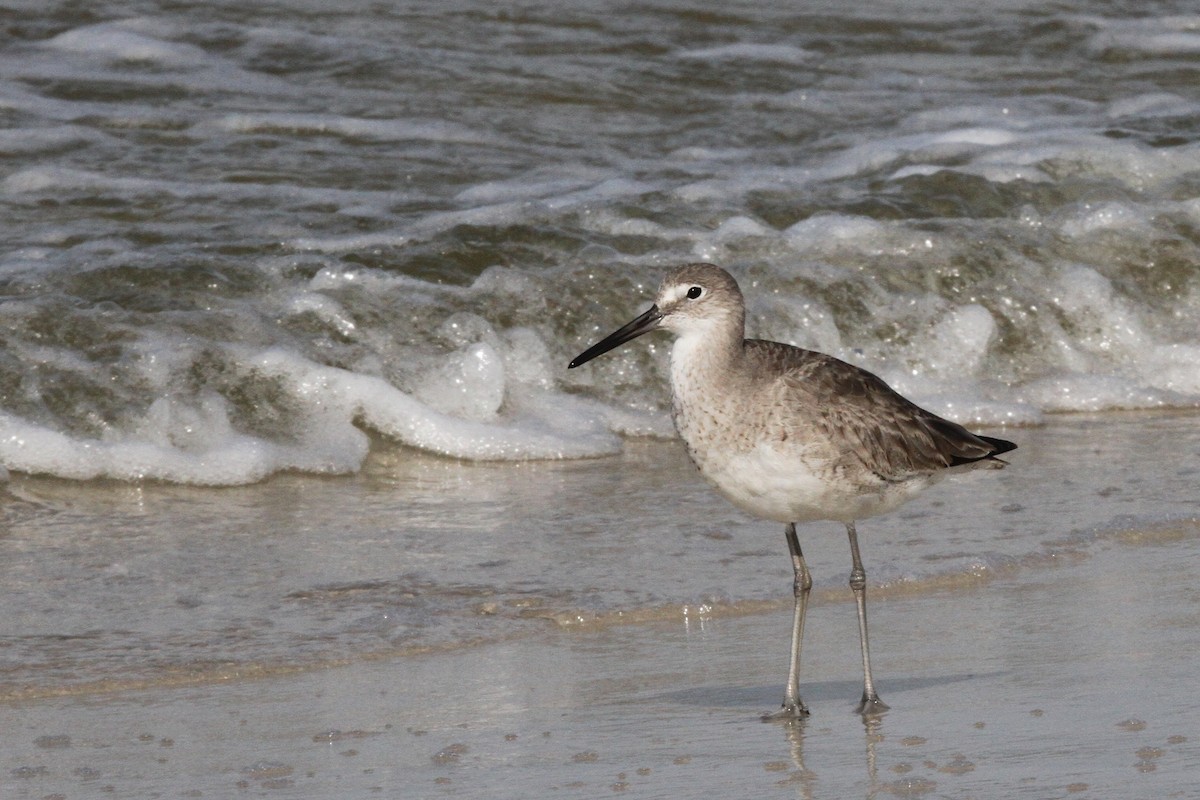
[692,441,935,525]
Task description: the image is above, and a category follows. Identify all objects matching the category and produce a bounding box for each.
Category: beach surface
[3,411,1198,798]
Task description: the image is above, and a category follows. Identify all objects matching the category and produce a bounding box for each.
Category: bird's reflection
[862,712,883,789]
[777,717,816,799]
[774,710,887,799]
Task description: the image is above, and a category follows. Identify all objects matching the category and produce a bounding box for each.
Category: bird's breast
[670,367,932,523]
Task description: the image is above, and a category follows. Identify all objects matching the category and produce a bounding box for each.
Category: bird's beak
[568,304,663,369]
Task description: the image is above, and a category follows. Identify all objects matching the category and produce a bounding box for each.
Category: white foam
[538,177,655,211]
[666,146,754,163]
[865,304,1046,425]
[411,342,506,423]
[211,113,495,144]
[690,216,772,261]
[283,292,359,339]
[1051,265,1146,358]
[1086,16,1200,57]
[290,231,410,254]
[0,291,676,482]
[676,43,814,64]
[923,304,997,377]
[1148,344,1200,395]
[251,350,625,461]
[2,167,407,214]
[499,327,556,391]
[711,216,770,240]
[818,128,1018,183]
[435,312,501,349]
[671,125,1029,205]
[1107,93,1195,119]
[587,214,666,238]
[455,167,610,205]
[782,213,939,262]
[1058,202,1151,238]
[784,214,889,251]
[290,176,658,253]
[0,399,367,486]
[0,126,98,156]
[46,25,210,67]
[749,294,846,357]
[8,19,297,110]
[1018,374,1175,413]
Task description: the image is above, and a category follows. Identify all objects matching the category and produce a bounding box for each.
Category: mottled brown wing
[746,340,1001,480]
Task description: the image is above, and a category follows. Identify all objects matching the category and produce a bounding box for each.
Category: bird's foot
[856,694,889,717]
[762,701,810,722]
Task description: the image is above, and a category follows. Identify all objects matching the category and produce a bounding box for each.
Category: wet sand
[2,411,1200,798]
[4,517,1199,798]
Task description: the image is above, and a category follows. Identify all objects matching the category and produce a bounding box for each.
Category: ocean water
[1,1,1199,704]
[2,1,1200,482]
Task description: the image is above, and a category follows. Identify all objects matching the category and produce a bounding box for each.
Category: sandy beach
[3,411,1199,798]
[3,524,1198,798]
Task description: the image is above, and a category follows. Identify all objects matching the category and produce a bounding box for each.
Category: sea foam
[46,25,210,67]
[3,5,1200,486]
[0,343,645,485]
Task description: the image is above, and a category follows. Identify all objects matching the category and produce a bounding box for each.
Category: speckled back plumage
[744,340,1008,479]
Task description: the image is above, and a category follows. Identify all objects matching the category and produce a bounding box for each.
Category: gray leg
[847,521,888,715]
[766,522,811,720]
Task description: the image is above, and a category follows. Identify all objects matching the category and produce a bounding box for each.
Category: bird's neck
[668,319,746,407]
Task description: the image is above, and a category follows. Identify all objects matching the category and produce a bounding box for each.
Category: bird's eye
[686,286,703,299]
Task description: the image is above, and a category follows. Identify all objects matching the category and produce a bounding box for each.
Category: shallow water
[2,1,1200,481]
[2,427,1198,797]
[1,410,1197,702]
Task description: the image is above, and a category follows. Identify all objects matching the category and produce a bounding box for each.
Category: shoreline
[3,528,1197,797]
[2,409,1199,797]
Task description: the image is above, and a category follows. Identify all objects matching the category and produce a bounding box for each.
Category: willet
[568,263,1016,717]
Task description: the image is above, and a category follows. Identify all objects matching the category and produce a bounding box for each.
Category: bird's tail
[969,435,1017,468]
[980,435,1017,459]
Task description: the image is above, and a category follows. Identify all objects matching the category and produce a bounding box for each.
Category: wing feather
[745,340,1009,481]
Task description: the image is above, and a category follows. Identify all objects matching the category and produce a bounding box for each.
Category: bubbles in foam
[251,349,627,464]
[500,328,555,391]
[412,342,506,423]
[0,126,98,157]
[45,24,210,67]
[1052,265,1146,359]
[749,293,846,357]
[284,292,359,339]
[0,401,367,486]
[3,166,407,214]
[1151,344,1200,396]
[1107,93,1195,120]
[211,113,495,144]
[784,214,890,254]
[923,304,997,377]
[0,308,648,484]
[1086,16,1200,58]
[676,43,815,64]
[1019,375,1177,413]
[1059,202,1151,238]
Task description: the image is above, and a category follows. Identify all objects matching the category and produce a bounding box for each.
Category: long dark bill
[568,304,663,369]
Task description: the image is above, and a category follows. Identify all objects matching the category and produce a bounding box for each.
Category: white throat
[668,317,742,408]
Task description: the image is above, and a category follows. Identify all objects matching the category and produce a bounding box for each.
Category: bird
[568,262,1016,717]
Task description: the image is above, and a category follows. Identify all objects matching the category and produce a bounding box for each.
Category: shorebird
[568,263,1016,717]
